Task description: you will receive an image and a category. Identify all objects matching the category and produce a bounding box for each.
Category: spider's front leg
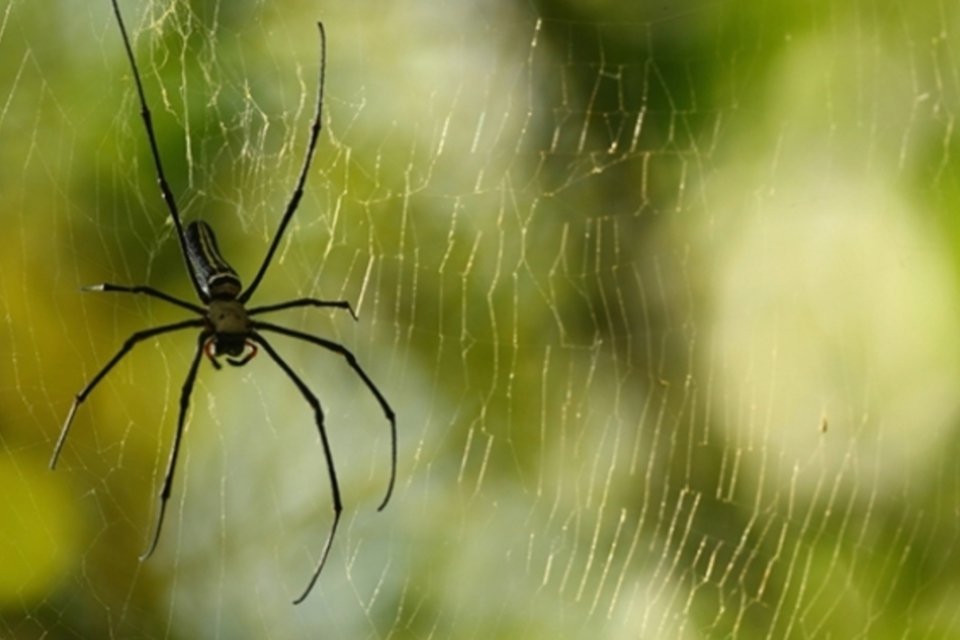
[51,318,204,469]
[141,331,208,559]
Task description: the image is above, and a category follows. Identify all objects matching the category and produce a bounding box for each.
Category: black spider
[50,0,396,605]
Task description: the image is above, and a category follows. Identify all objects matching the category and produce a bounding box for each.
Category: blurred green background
[3,0,960,637]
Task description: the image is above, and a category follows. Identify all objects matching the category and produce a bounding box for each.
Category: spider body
[50,0,397,606]
[186,221,255,365]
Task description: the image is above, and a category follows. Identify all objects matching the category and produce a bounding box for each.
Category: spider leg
[252,320,396,511]
[240,22,326,304]
[83,283,205,315]
[51,318,205,469]
[109,0,206,302]
[248,297,358,321]
[250,332,341,605]
[140,331,207,560]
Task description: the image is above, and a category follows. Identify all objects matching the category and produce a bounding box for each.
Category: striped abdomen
[185,221,242,300]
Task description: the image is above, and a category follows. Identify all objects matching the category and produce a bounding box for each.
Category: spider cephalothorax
[205,297,254,366]
[51,0,396,606]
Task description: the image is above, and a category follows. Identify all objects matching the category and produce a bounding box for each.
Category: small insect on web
[50,0,397,605]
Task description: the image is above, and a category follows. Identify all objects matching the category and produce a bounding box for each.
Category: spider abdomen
[186,221,242,300]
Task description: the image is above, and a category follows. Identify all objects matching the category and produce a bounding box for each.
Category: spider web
[3,0,960,637]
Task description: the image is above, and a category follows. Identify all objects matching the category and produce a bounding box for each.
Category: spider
[49,0,396,605]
